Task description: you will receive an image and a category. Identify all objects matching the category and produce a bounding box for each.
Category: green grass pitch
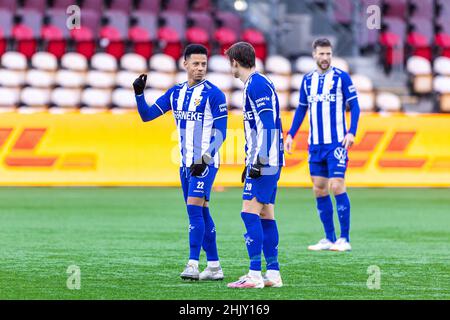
[0,187,449,300]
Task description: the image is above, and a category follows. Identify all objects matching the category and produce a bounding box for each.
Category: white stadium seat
[86,70,116,88]
[265,55,291,74]
[51,88,81,107]
[112,88,136,108]
[81,88,112,108]
[0,69,25,87]
[31,52,58,71]
[407,56,432,75]
[55,70,86,88]
[116,71,139,88]
[232,77,244,89]
[332,57,349,72]
[1,51,27,70]
[91,53,118,72]
[376,92,402,112]
[147,71,175,90]
[289,91,300,109]
[0,87,20,107]
[266,73,290,91]
[351,74,374,92]
[120,53,147,73]
[208,55,231,73]
[175,71,187,84]
[207,73,233,91]
[290,73,304,90]
[26,70,55,88]
[149,53,176,73]
[21,87,51,107]
[230,90,243,109]
[61,52,88,71]
[144,89,165,105]
[433,76,450,93]
[255,58,264,73]
[358,92,375,111]
[295,56,315,73]
[277,92,289,110]
[433,56,450,76]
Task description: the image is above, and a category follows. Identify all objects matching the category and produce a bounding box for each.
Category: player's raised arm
[133,74,171,122]
[341,72,361,149]
[285,76,308,154]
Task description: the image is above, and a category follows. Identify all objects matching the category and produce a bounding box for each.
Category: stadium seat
[70,26,96,59]
[266,74,290,92]
[0,69,25,87]
[112,88,136,109]
[242,28,267,61]
[0,0,17,12]
[216,11,242,39]
[20,87,51,108]
[357,93,376,112]
[406,56,432,94]
[230,90,243,109]
[116,71,139,88]
[289,91,300,109]
[147,71,175,89]
[128,26,153,59]
[351,74,374,92]
[99,25,126,59]
[277,92,289,110]
[187,12,214,34]
[290,74,304,90]
[213,26,237,55]
[186,26,210,52]
[176,71,187,84]
[295,56,316,74]
[265,55,291,75]
[41,24,66,59]
[0,87,20,109]
[61,52,88,72]
[1,51,27,70]
[79,9,102,34]
[208,55,231,73]
[138,0,161,13]
[81,88,112,109]
[232,77,244,89]
[51,88,81,108]
[91,53,118,72]
[164,0,189,13]
[383,0,407,18]
[333,0,352,25]
[52,0,75,9]
[206,73,233,92]
[149,53,176,73]
[409,0,433,19]
[55,69,86,88]
[31,52,58,71]
[108,0,133,14]
[160,11,186,40]
[191,0,213,12]
[12,23,37,59]
[433,76,450,94]
[332,57,350,72]
[157,25,182,60]
[120,53,148,73]
[351,74,375,111]
[86,70,116,89]
[25,69,55,88]
[255,58,265,73]
[144,88,165,105]
[433,56,450,76]
[376,92,402,112]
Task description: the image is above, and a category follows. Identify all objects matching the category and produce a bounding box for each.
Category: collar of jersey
[314,66,334,77]
[186,79,206,90]
[244,71,258,87]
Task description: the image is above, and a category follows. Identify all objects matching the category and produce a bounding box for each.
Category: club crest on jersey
[329,80,334,90]
[194,96,203,107]
[334,147,347,165]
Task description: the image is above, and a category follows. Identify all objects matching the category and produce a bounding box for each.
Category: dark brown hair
[224,42,256,68]
[312,38,332,50]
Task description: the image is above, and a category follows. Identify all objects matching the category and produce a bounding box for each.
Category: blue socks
[261,219,279,271]
[186,205,205,261]
[316,195,336,242]
[335,193,351,242]
[202,207,219,261]
[241,212,263,271]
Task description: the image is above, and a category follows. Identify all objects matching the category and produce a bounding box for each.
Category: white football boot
[227,273,264,289]
[329,238,352,252]
[263,270,283,288]
[307,238,334,251]
[199,266,224,281]
[180,263,199,280]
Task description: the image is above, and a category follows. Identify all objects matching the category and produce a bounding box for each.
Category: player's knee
[313,185,328,197]
[330,180,346,195]
[187,196,205,206]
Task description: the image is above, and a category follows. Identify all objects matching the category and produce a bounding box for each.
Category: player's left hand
[190,153,212,177]
[248,155,268,179]
[342,133,355,150]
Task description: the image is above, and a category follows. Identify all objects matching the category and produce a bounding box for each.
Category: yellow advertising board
[0,111,449,187]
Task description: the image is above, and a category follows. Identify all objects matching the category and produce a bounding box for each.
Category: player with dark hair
[225,42,284,289]
[285,38,361,252]
[133,44,228,280]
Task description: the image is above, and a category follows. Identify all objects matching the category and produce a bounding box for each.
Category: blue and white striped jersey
[242,72,285,167]
[154,79,228,168]
[300,66,358,145]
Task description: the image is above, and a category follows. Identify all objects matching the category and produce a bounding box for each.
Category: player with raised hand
[225,42,285,289]
[133,44,228,281]
[284,38,360,252]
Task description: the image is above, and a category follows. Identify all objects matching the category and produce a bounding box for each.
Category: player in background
[285,38,360,252]
[133,44,228,280]
[225,42,284,289]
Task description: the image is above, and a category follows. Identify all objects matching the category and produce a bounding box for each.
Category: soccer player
[133,44,228,280]
[225,42,284,289]
[285,38,360,252]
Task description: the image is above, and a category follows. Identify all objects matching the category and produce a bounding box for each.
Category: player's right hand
[284,134,294,154]
[133,74,147,95]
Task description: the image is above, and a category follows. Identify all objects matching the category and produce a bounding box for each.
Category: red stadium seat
[41,24,66,58]
[186,27,210,53]
[158,26,182,60]
[100,26,125,59]
[70,26,96,59]
[129,26,153,59]
[407,32,432,61]
[242,28,267,61]
[213,27,237,55]
[0,28,6,56]
[12,24,37,59]
[435,33,450,58]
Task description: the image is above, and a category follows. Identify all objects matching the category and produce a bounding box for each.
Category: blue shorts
[242,166,282,205]
[309,143,348,179]
[180,166,218,203]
